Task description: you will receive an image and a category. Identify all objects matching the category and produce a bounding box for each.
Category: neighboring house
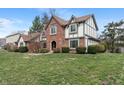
[6,33,21,46]
[18,32,41,47]
[41,14,99,51]
[0,38,6,48]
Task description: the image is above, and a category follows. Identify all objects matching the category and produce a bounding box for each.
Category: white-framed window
[50,24,57,35]
[69,24,77,33]
[20,42,23,46]
[69,39,79,48]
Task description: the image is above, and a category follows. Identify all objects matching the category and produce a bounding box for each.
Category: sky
[0,8,124,38]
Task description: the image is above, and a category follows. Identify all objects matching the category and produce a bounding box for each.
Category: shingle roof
[45,14,98,30]
[74,15,91,23]
[6,33,20,38]
[53,16,68,26]
[21,32,41,41]
[53,15,91,26]
[21,35,29,41]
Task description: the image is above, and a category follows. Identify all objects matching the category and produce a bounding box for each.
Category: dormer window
[50,24,57,35]
[70,24,77,33]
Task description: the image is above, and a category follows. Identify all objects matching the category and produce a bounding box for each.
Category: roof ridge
[53,15,67,22]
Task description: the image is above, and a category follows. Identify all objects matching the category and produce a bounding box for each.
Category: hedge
[96,44,106,53]
[76,47,86,54]
[19,46,28,53]
[62,47,69,53]
[88,45,97,54]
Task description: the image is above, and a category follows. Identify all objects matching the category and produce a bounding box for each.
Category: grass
[0,49,124,85]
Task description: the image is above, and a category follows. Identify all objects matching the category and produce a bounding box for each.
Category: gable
[46,17,64,31]
[18,37,24,43]
[45,16,66,30]
[6,34,20,43]
[85,15,98,31]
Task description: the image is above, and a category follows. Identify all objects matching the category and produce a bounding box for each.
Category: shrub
[76,47,86,54]
[40,48,49,53]
[19,46,28,53]
[5,43,18,52]
[62,47,69,53]
[96,44,106,53]
[115,48,121,53]
[28,42,41,53]
[14,48,19,52]
[53,48,61,53]
[88,45,97,54]
[3,45,7,50]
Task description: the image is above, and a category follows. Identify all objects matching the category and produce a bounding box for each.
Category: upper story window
[50,24,57,35]
[70,24,77,33]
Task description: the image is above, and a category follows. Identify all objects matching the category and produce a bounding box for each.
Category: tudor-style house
[41,14,99,51]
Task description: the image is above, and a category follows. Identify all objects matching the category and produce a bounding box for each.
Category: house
[41,14,99,51]
[18,32,41,47]
[6,33,21,46]
[0,38,6,48]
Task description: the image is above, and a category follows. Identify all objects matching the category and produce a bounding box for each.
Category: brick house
[41,14,99,51]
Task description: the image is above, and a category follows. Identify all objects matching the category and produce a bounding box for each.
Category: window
[70,39,79,48]
[50,24,57,35]
[70,24,77,33]
[20,42,23,46]
[43,42,46,48]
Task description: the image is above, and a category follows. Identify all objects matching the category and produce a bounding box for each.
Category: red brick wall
[79,37,85,47]
[64,37,85,48]
[46,18,65,50]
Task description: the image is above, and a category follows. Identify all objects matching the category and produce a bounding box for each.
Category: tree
[41,12,49,25]
[29,16,43,32]
[29,9,57,33]
[101,20,124,53]
[49,8,57,16]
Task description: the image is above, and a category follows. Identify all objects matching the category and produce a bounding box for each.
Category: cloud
[0,18,14,28]
[0,18,29,38]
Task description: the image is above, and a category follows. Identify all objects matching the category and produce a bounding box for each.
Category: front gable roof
[45,16,67,30]
[45,14,98,31]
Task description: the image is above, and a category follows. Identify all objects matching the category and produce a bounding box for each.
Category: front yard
[0,49,124,84]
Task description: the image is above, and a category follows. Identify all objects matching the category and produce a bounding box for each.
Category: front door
[51,41,56,50]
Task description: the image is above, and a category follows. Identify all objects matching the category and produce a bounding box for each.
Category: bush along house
[41,14,99,51]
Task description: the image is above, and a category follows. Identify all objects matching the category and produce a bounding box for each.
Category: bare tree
[49,8,57,16]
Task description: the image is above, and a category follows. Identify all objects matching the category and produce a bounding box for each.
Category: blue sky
[0,8,124,38]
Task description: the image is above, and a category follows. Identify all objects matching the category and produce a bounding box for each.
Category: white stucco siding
[78,23,84,37]
[65,27,69,38]
[6,34,20,44]
[87,39,97,46]
[18,37,26,47]
[86,17,96,30]
[65,23,84,38]
[84,17,97,38]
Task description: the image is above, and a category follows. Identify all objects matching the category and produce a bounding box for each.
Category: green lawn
[0,49,124,85]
